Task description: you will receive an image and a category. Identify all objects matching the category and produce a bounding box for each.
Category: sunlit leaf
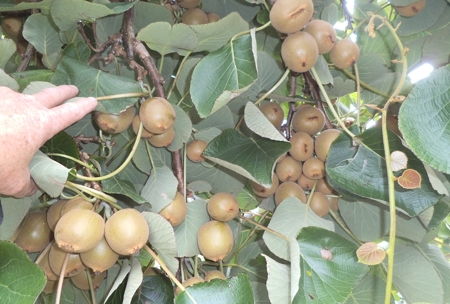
[262,254,290,304]
[347,274,390,303]
[123,257,143,304]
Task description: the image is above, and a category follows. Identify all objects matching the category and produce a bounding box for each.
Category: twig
[172,150,185,196]
[77,22,99,52]
[134,41,166,98]
[304,71,334,129]
[340,0,354,30]
[16,42,36,72]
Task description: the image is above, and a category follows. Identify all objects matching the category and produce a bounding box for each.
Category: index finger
[33,85,80,109]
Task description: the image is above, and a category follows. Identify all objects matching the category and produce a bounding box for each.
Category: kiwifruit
[187,140,208,162]
[80,237,119,274]
[251,173,279,197]
[302,157,325,180]
[316,177,334,194]
[314,129,341,162]
[207,192,239,222]
[259,102,284,129]
[15,39,28,55]
[15,211,53,253]
[375,115,402,137]
[159,192,187,226]
[281,31,319,73]
[289,131,314,161]
[207,12,220,23]
[47,199,67,231]
[204,270,226,281]
[274,181,306,205]
[297,174,315,191]
[303,19,337,54]
[393,0,426,17]
[291,105,325,135]
[175,276,205,295]
[330,38,360,70]
[71,269,106,291]
[329,197,339,211]
[1,17,24,41]
[147,127,175,147]
[306,191,330,217]
[94,106,136,134]
[139,97,176,134]
[105,208,149,256]
[269,0,314,34]
[182,8,208,25]
[198,220,233,261]
[276,152,287,163]
[60,197,93,217]
[177,0,200,9]
[132,115,154,138]
[275,156,302,182]
[48,242,85,277]
[55,209,105,253]
[36,244,59,281]
[42,278,68,294]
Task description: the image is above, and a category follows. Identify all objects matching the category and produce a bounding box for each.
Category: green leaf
[140,166,178,213]
[173,199,210,257]
[176,57,202,95]
[143,212,179,276]
[134,2,173,30]
[346,274,389,303]
[190,34,257,118]
[312,55,333,85]
[0,69,19,91]
[22,13,62,57]
[244,102,288,142]
[105,260,132,303]
[0,0,52,12]
[202,0,260,22]
[30,150,70,197]
[229,240,269,282]
[203,129,290,187]
[50,0,136,31]
[193,106,235,131]
[40,131,79,168]
[10,70,53,92]
[102,177,147,204]
[263,254,290,304]
[326,128,442,217]
[323,77,355,99]
[0,241,46,304]
[123,257,144,304]
[356,53,389,84]
[251,282,270,304]
[187,181,212,193]
[399,64,450,174]
[132,139,172,175]
[168,104,193,152]
[262,197,334,261]
[321,3,338,25]
[175,273,254,304]
[0,39,16,69]
[52,56,142,114]
[292,227,370,303]
[132,270,174,304]
[236,182,259,210]
[62,42,91,62]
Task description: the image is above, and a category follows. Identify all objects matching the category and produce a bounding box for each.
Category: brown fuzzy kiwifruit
[175,276,205,295]
[305,191,330,217]
[251,173,279,197]
[297,174,315,191]
[47,200,67,231]
[275,156,302,182]
[177,0,200,9]
[139,97,176,134]
[59,197,93,217]
[182,8,208,25]
[55,209,105,253]
[42,278,68,294]
[147,127,175,148]
[289,131,314,161]
[15,211,53,253]
[393,0,426,17]
[71,269,106,291]
[48,242,85,277]
[187,140,208,162]
[132,115,154,138]
[36,246,59,281]
[207,12,221,23]
[303,19,337,54]
[204,270,226,281]
[1,17,24,41]
[159,192,187,227]
[330,38,360,70]
[105,208,149,256]
[276,152,287,163]
[281,31,319,73]
[315,129,341,162]
[259,102,284,129]
[80,237,119,274]
[198,220,233,261]
[94,106,136,134]
[274,181,306,206]
[303,157,325,180]
[316,177,334,195]
[207,192,239,222]
[292,105,325,135]
[329,197,339,211]
[269,0,314,34]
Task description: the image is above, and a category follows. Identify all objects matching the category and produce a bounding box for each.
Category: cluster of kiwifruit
[94,96,177,148]
[13,197,149,294]
[269,0,360,72]
[1,15,29,55]
[163,0,220,25]
[252,102,340,217]
[392,0,426,18]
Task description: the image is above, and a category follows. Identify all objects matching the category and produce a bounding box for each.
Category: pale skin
[0,85,98,198]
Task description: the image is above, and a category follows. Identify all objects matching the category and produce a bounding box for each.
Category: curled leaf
[398,169,422,189]
[356,242,386,265]
[390,150,408,171]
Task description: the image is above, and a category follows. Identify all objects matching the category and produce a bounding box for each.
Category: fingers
[33,85,80,109]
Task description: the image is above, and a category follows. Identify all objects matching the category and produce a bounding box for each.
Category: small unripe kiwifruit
[159,192,187,227]
[269,0,314,34]
[198,220,233,261]
[1,17,24,41]
[139,97,176,134]
[187,140,208,162]
[251,173,279,197]
[105,208,149,256]
[303,19,337,54]
[48,242,85,277]
[302,157,325,180]
[281,31,319,73]
[207,192,239,222]
[15,211,53,253]
[71,269,106,291]
[314,129,341,162]
[275,156,302,182]
[175,276,205,295]
[289,131,314,161]
[177,0,200,9]
[305,191,330,217]
[132,115,154,138]
[94,106,136,134]
[47,200,68,231]
[393,0,426,17]
[274,181,306,206]
[259,102,284,129]
[80,237,119,274]
[182,8,208,25]
[207,12,221,23]
[36,247,59,281]
[205,270,226,281]
[147,127,175,148]
[291,105,325,136]
[330,38,360,70]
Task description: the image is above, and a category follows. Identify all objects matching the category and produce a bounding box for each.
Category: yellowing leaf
[398,169,422,189]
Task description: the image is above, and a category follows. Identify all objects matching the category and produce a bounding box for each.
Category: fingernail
[69,85,78,91]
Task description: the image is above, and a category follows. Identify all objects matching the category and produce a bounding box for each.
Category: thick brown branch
[171,150,184,196]
[87,33,123,65]
[77,22,99,52]
[121,6,135,60]
[134,41,166,98]
[304,71,334,129]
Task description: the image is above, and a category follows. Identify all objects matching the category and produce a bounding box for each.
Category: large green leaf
[52,56,142,114]
[140,166,178,213]
[190,34,257,118]
[132,270,174,304]
[326,128,442,217]
[263,254,290,304]
[10,70,54,92]
[229,240,269,283]
[175,273,254,304]
[168,104,193,152]
[0,241,46,304]
[41,131,79,169]
[0,69,19,91]
[0,0,53,12]
[203,129,290,187]
[134,2,173,30]
[399,64,450,175]
[202,0,260,22]
[292,227,369,303]
[0,39,16,69]
[102,176,147,204]
[346,274,389,304]
[192,106,235,131]
[22,13,62,57]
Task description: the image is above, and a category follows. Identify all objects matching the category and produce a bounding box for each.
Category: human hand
[0,85,97,198]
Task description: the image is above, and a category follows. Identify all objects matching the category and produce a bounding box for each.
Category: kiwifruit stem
[34,240,53,266]
[47,153,99,175]
[87,270,97,304]
[239,215,289,241]
[167,51,193,100]
[96,92,148,101]
[56,253,70,304]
